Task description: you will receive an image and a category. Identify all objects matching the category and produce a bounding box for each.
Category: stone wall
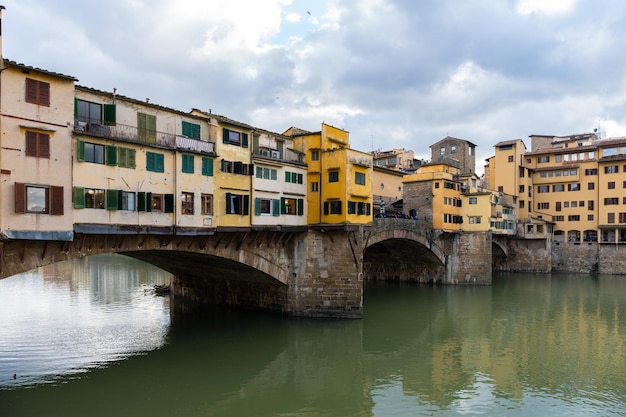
[598,244,626,274]
[551,242,598,273]
[403,181,434,222]
[497,238,552,273]
[444,232,492,284]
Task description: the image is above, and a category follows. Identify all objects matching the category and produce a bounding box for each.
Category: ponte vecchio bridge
[0,219,550,318]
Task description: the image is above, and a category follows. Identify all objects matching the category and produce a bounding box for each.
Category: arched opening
[567,230,580,244]
[554,230,565,243]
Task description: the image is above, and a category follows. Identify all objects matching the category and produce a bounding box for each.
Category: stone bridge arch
[0,232,293,284]
[363,219,446,282]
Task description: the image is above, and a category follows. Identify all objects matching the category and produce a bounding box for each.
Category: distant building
[372,148,420,173]
[430,136,477,175]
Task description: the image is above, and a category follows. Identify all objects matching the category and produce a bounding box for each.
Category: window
[85,188,106,209]
[181,192,194,214]
[537,185,549,193]
[556,202,562,211]
[355,172,366,185]
[151,194,164,212]
[286,171,303,184]
[585,168,598,175]
[202,157,214,176]
[554,216,564,221]
[469,197,477,204]
[311,182,319,192]
[137,112,157,143]
[588,182,595,190]
[121,191,135,211]
[182,121,200,139]
[14,183,63,215]
[329,171,339,183]
[520,200,525,209]
[468,216,481,224]
[220,159,252,175]
[222,128,248,148]
[435,182,440,189]
[555,155,562,162]
[440,147,445,155]
[201,194,214,215]
[603,148,618,157]
[588,200,594,210]
[519,185,525,193]
[311,150,319,161]
[226,193,249,215]
[568,183,580,191]
[75,99,102,124]
[146,152,165,173]
[281,197,300,215]
[498,186,504,192]
[182,154,194,174]
[608,181,616,189]
[25,78,50,106]
[588,215,594,221]
[568,215,580,222]
[553,184,564,192]
[608,213,615,224]
[324,201,342,215]
[508,155,514,162]
[255,198,278,216]
[564,201,569,208]
[538,202,549,210]
[450,146,457,154]
[605,198,619,205]
[25,131,50,158]
[538,156,550,163]
[605,165,619,174]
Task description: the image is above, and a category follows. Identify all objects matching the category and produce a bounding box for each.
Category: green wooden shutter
[74,97,78,117]
[277,141,283,157]
[297,199,304,216]
[156,153,164,173]
[138,192,146,211]
[106,145,117,166]
[103,104,116,125]
[225,193,232,214]
[146,192,152,212]
[285,172,290,183]
[77,140,85,161]
[137,113,147,142]
[281,197,287,214]
[271,169,277,181]
[182,154,194,173]
[272,199,280,216]
[182,121,191,138]
[223,128,229,144]
[243,195,249,215]
[191,123,200,140]
[146,152,155,171]
[254,198,261,215]
[241,133,248,148]
[164,194,174,213]
[147,114,157,143]
[73,187,85,209]
[202,157,213,176]
[106,189,119,210]
[297,173,303,184]
[323,202,329,215]
[128,149,136,169]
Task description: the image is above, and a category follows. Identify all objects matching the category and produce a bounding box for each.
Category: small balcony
[75,120,215,154]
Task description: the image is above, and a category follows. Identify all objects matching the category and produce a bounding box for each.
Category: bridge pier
[442,231,493,284]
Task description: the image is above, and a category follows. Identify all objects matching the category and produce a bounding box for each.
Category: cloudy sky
[3,0,626,168]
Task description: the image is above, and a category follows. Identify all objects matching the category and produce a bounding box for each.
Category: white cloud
[516,0,576,15]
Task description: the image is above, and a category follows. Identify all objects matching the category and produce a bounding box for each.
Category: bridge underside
[363,238,445,283]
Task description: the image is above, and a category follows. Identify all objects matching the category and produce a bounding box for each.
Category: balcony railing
[253,147,306,164]
[75,121,214,154]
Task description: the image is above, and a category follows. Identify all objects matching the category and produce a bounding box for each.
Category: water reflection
[0,254,171,388]
[1,266,626,417]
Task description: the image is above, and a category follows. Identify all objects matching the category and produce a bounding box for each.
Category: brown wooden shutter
[50,186,64,215]
[25,131,37,156]
[25,78,38,103]
[14,182,25,214]
[39,82,50,106]
[39,133,50,158]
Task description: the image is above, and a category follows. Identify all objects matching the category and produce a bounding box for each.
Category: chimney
[0,6,5,64]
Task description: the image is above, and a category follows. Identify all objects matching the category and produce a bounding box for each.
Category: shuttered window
[181,154,194,174]
[137,112,157,143]
[201,157,213,176]
[15,183,63,215]
[182,121,200,139]
[25,78,50,106]
[25,131,50,158]
[146,151,165,172]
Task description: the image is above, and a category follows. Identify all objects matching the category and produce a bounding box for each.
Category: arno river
[1,254,626,416]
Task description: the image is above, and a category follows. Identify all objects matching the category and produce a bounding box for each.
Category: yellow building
[286,123,373,225]
[0,36,78,241]
[372,166,405,216]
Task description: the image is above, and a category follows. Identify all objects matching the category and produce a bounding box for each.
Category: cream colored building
[250,128,308,228]
[73,87,216,233]
[372,166,405,215]
[0,17,78,241]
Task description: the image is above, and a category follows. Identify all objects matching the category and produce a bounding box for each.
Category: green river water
[1,254,625,416]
